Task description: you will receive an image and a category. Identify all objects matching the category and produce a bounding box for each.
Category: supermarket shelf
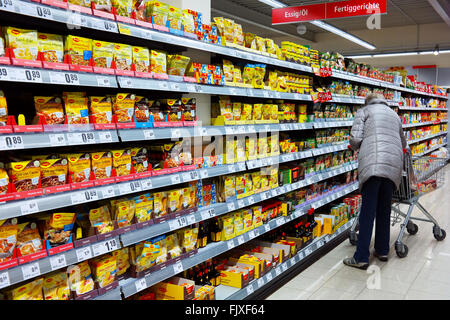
[407,132,448,145]
[398,107,448,112]
[0,130,119,151]
[415,143,448,157]
[0,144,351,219]
[215,218,355,300]
[121,161,358,248]
[0,236,121,290]
[313,120,353,129]
[93,287,122,300]
[403,120,446,128]
[0,65,118,87]
[0,1,448,101]
[119,182,359,298]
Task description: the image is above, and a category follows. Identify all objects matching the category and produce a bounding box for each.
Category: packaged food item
[112,198,135,228]
[92,40,114,68]
[89,205,114,234]
[67,261,95,295]
[0,36,5,57]
[0,91,7,126]
[91,151,112,180]
[8,160,40,192]
[132,46,150,73]
[167,54,190,76]
[38,33,64,63]
[153,191,167,218]
[40,212,76,247]
[64,35,92,66]
[89,96,113,124]
[242,64,255,86]
[114,43,133,71]
[34,96,65,125]
[150,50,167,74]
[64,94,89,124]
[0,163,8,195]
[219,98,233,121]
[4,27,38,61]
[0,223,18,263]
[166,232,182,258]
[65,153,91,183]
[7,278,43,300]
[113,93,135,123]
[131,147,149,173]
[134,195,153,222]
[134,96,152,123]
[182,10,196,34]
[68,0,91,8]
[132,238,161,272]
[112,0,133,17]
[92,0,112,12]
[168,6,182,30]
[241,104,252,121]
[181,97,196,122]
[112,247,130,276]
[148,0,169,27]
[167,189,182,214]
[16,222,43,256]
[43,271,70,300]
[90,254,117,288]
[40,158,68,188]
[112,149,132,176]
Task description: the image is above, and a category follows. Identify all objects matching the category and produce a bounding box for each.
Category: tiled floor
[267,163,450,300]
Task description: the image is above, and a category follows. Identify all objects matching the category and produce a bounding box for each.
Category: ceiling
[210,0,450,67]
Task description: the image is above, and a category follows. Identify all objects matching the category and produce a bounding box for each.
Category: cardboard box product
[151,277,195,300]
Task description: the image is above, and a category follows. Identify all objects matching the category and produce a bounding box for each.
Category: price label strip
[22,262,40,281]
[20,201,39,215]
[135,278,147,293]
[49,72,80,85]
[76,246,93,262]
[67,132,96,145]
[0,135,24,150]
[71,189,98,205]
[49,134,66,146]
[50,254,67,271]
[0,271,10,289]
[168,216,188,231]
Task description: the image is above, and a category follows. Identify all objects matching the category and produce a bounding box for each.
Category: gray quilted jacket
[350,98,407,190]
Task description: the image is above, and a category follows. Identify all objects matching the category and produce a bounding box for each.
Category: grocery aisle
[267,163,450,300]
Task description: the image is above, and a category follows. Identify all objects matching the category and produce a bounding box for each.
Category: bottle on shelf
[210,217,222,242]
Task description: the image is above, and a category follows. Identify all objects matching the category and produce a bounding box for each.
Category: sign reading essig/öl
[272,0,387,25]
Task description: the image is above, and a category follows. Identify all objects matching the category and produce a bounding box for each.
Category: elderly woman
[344,93,407,269]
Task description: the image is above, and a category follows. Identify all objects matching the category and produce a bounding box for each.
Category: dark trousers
[354,176,394,263]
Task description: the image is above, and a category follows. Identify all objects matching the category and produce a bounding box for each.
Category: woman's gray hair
[365,93,384,105]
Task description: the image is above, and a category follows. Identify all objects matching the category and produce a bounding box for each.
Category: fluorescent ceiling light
[258,0,286,8]
[258,0,376,50]
[310,20,376,50]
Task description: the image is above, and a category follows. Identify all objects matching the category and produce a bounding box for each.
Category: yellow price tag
[118,23,131,35]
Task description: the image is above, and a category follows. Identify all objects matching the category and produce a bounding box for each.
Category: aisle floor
[267,164,450,300]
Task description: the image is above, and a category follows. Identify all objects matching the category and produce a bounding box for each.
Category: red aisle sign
[272,0,387,25]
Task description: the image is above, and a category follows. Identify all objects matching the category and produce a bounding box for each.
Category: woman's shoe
[374,252,388,262]
[343,257,369,270]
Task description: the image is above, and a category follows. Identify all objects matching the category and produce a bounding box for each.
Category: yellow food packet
[89,205,114,234]
[5,27,38,60]
[40,158,68,188]
[92,40,114,68]
[149,0,169,26]
[8,160,40,192]
[150,50,167,74]
[112,0,132,17]
[38,33,64,63]
[0,224,18,263]
[89,96,113,124]
[112,247,130,276]
[0,91,8,126]
[113,93,135,123]
[167,54,190,76]
[132,46,150,72]
[67,261,95,295]
[34,96,65,125]
[68,0,91,7]
[64,35,92,66]
[135,196,153,223]
[182,10,196,34]
[43,271,70,300]
[91,151,112,180]
[114,199,135,228]
[64,95,89,124]
[168,6,182,30]
[114,43,133,71]
[8,278,43,300]
[16,222,42,256]
[153,191,167,218]
[64,153,91,183]
[112,149,131,176]
[131,147,149,173]
[90,254,117,288]
[167,189,182,214]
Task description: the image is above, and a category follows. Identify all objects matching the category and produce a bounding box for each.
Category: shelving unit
[0,0,447,301]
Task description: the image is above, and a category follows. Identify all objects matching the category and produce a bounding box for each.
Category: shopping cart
[348,151,447,258]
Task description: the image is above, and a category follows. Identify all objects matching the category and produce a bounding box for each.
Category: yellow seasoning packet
[150,50,167,74]
[89,205,114,234]
[112,247,130,276]
[38,33,64,63]
[43,271,70,300]
[90,254,117,288]
[67,261,95,295]
[34,96,65,125]
[89,96,112,124]
[132,46,150,73]
[112,149,132,176]
[91,151,112,180]
[40,158,68,188]
[113,93,135,123]
[113,43,133,71]
[8,277,43,300]
[64,153,91,183]
[64,95,89,124]
[5,27,38,61]
[92,40,114,68]
[135,196,153,223]
[114,199,135,228]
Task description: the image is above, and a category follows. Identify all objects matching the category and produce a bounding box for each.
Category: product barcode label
[281,263,287,272]
[199,170,208,179]
[49,134,66,146]
[228,165,236,173]
[181,171,196,182]
[168,217,188,231]
[173,261,183,274]
[247,196,255,205]
[158,82,169,90]
[260,192,267,200]
[246,285,254,295]
[266,272,273,282]
[76,246,93,262]
[227,240,235,250]
[98,131,113,143]
[248,231,256,239]
[101,186,115,198]
[20,201,39,215]
[50,254,67,270]
[227,202,235,212]
[257,278,265,287]
[135,278,147,293]
[0,135,24,150]
[171,129,181,139]
[275,267,281,277]
[0,271,10,289]
[170,82,180,91]
[305,247,312,256]
[143,130,155,139]
[271,189,278,197]
[97,76,111,87]
[276,217,285,227]
[139,178,152,190]
[237,236,245,245]
[22,262,40,280]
